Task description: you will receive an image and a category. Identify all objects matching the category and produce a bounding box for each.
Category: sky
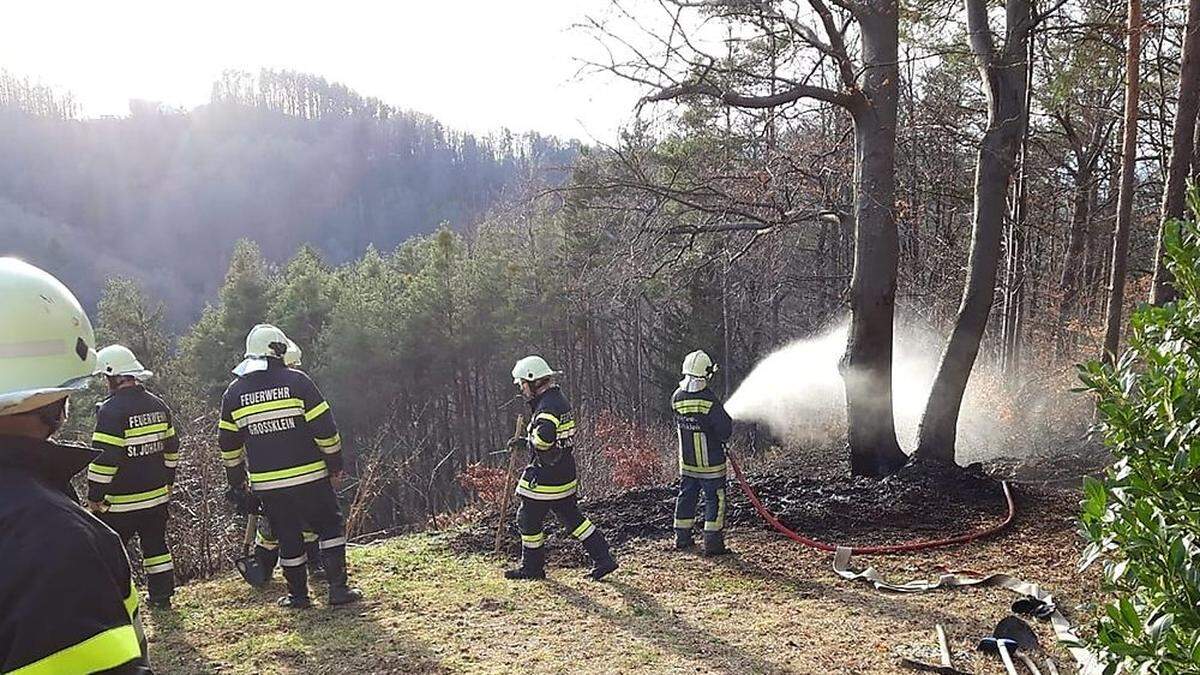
[0,0,646,142]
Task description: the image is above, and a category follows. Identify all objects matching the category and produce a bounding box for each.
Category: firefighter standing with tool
[672,350,734,555]
[218,324,361,608]
[249,339,325,583]
[0,258,150,673]
[505,355,618,581]
[87,344,180,609]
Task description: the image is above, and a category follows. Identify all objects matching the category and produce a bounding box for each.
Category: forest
[0,68,577,323]
[3,0,1200,670]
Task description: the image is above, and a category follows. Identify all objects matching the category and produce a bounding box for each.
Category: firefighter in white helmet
[218,324,360,608]
[88,344,181,608]
[0,258,150,673]
[672,350,734,554]
[505,355,618,581]
[250,337,326,584]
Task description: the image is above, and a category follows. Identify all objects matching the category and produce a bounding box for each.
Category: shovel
[979,615,1043,675]
[234,513,270,587]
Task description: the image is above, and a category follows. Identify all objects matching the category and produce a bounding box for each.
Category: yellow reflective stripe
[304,400,331,422]
[163,452,180,460]
[87,463,119,476]
[125,422,169,438]
[124,580,138,618]
[571,519,594,538]
[534,411,561,426]
[314,433,341,448]
[531,429,554,450]
[218,419,239,432]
[231,398,304,420]
[694,432,706,467]
[673,400,713,414]
[106,486,169,504]
[249,460,327,483]
[144,553,172,566]
[517,478,577,494]
[680,463,727,474]
[521,532,545,542]
[7,624,141,675]
[220,448,244,460]
[557,420,576,433]
[92,432,126,447]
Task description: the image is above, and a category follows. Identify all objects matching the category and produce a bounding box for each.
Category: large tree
[1102,0,1143,362]
[598,0,908,476]
[1149,0,1200,305]
[914,0,1035,462]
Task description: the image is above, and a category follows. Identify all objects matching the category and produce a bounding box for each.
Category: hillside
[0,69,577,324]
[144,486,1098,674]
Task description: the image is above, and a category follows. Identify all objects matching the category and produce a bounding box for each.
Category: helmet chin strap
[37,398,69,436]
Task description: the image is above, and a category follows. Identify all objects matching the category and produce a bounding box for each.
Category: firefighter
[248,339,325,583]
[505,355,618,581]
[86,344,180,609]
[0,257,150,673]
[672,350,734,555]
[218,324,361,608]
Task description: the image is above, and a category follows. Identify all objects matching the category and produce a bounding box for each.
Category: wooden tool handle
[493,414,525,554]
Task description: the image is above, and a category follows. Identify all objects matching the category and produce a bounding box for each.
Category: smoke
[725,322,1089,462]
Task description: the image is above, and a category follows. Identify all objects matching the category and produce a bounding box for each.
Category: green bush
[1077,187,1200,674]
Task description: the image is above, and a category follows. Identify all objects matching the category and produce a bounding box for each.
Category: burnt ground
[452,452,1085,567]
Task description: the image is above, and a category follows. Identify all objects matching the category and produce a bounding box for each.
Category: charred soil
[452,454,1079,566]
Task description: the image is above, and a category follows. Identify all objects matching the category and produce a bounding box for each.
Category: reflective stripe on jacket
[516,386,579,501]
[672,385,733,479]
[88,385,179,512]
[218,359,343,492]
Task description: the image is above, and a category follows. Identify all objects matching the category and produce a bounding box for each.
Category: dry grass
[145,513,1100,674]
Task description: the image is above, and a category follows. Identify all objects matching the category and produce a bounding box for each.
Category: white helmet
[0,258,98,416]
[283,339,302,367]
[512,355,561,384]
[681,350,718,378]
[233,323,290,376]
[96,344,153,381]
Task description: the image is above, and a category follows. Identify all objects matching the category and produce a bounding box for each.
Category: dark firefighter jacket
[88,385,179,512]
[672,385,733,479]
[218,359,342,492]
[516,385,579,501]
[0,436,149,674]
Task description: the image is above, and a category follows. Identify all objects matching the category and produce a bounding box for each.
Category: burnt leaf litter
[453,454,1083,565]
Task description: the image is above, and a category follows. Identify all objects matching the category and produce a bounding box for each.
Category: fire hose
[727,451,1015,554]
[726,452,1102,673]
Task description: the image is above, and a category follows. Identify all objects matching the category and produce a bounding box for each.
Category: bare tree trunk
[1104,0,1143,363]
[1150,0,1200,305]
[1058,157,1094,351]
[841,3,907,476]
[915,0,1032,463]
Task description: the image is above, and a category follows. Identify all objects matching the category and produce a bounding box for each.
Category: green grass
[144,530,1097,674]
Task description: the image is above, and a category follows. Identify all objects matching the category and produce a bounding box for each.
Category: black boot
[583,531,618,581]
[674,528,695,551]
[328,584,363,606]
[279,565,311,609]
[306,540,326,580]
[321,545,362,606]
[504,545,546,580]
[147,574,174,610]
[702,531,732,556]
[254,546,278,584]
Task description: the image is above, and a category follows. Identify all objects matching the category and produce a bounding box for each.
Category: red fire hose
[727,452,1016,555]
